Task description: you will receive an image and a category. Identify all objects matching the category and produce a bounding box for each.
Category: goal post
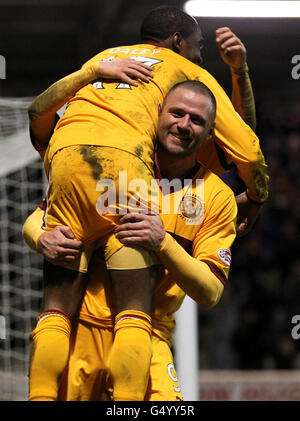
[174,294,200,401]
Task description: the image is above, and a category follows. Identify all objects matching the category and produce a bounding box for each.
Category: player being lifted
[27,6,268,401]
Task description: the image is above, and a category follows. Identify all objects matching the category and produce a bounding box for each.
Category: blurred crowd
[197,93,300,370]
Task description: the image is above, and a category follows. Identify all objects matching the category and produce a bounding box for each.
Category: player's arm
[214,28,261,236]
[114,195,237,309]
[154,233,225,309]
[115,213,223,309]
[195,66,268,204]
[216,27,256,131]
[28,59,154,152]
[22,205,82,266]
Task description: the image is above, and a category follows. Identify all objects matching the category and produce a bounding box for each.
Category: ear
[158,103,162,116]
[208,122,215,138]
[202,122,215,147]
[171,32,184,53]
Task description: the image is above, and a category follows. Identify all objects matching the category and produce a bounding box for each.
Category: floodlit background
[0,0,299,401]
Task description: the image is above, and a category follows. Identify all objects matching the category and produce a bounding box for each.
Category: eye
[170,110,184,118]
[191,116,205,126]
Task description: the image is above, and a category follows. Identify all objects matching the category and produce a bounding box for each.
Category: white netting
[0,97,45,400]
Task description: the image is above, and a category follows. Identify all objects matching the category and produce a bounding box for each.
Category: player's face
[180,31,204,66]
[157,87,214,157]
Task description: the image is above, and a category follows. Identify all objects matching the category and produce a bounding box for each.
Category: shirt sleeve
[22,206,45,252]
[192,185,237,283]
[29,112,60,156]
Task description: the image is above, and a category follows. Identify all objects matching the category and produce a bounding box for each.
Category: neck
[156,145,200,181]
[143,39,171,50]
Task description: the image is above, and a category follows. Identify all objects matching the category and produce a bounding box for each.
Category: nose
[177,114,191,131]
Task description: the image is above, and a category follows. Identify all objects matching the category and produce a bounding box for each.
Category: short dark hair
[166,80,217,120]
[140,6,199,43]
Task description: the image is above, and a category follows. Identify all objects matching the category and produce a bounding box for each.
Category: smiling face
[157,85,215,158]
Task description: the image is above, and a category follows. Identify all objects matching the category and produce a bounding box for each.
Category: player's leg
[28,261,86,401]
[28,146,108,401]
[108,267,157,401]
[105,243,160,401]
[95,148,161,401]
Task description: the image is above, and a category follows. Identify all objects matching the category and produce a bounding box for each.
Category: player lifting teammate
[27,6,268,401]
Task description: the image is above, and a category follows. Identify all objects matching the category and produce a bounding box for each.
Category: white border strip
[184,1,300,18]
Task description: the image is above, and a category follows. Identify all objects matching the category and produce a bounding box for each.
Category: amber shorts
[45,145,160,272]
[58,320,183,401]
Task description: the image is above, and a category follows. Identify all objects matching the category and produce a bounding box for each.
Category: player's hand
[38,226,83,266]
[235,192,263,237]
[114,212,165,250]
[216,27,247,71]
[98,59,153,87]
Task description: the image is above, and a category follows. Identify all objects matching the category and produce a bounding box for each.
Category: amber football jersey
[44,43,268,202]
[79,165,237,346]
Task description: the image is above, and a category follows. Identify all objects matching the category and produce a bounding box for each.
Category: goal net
[0,97,45,400]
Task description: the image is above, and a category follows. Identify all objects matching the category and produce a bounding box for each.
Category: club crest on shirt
[179,194,204,225]
[217,248,232,266]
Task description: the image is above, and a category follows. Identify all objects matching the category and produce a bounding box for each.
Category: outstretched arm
[216,27,256,131]
[216,27,264,236]
[28,59,153,151]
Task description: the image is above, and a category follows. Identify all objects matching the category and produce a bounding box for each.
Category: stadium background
[0,0,299,400]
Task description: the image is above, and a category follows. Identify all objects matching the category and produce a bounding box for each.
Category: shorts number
[167,363,181,393]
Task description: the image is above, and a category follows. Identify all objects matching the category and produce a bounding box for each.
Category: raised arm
[216,27,256,131]
[215,27,265,236]
[28,59,153,152]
